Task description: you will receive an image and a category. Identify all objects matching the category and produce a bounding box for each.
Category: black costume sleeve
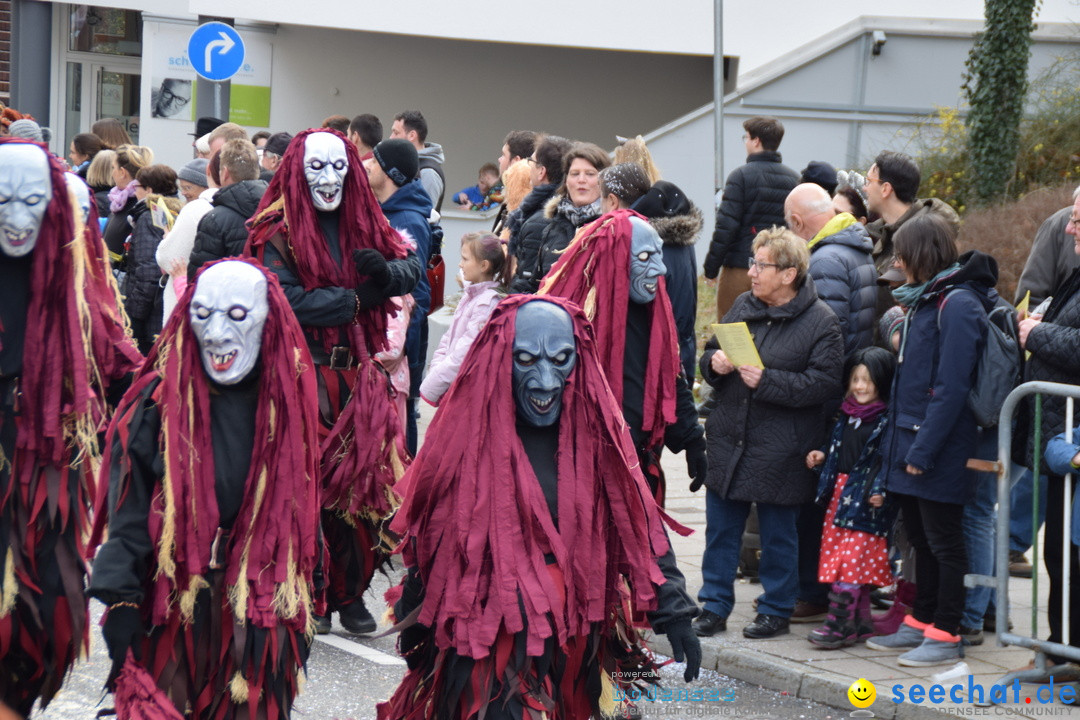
[384,249,422,298]
[262,241,356,327]
[646,541,699,633]
[664,372,705,453]
[89,386,162,606]
[395,564,429,670]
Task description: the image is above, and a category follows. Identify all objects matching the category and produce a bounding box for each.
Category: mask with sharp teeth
[303,132,348,212]
[628,216,665,304]
[0,143,51,258]
[64,172,92,225]
[512,301,577,427]
[190,261,270,384]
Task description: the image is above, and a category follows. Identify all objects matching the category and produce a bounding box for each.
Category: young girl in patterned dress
[805,346,898,649]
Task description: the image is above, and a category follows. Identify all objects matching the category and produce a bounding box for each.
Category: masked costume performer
[539,209,706,505]
[379,296,701,720]
[246,129,420,635]
[0,138,141,715]
[89,259,321,720]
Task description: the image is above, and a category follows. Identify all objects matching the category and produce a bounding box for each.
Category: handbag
[427,254,445,313]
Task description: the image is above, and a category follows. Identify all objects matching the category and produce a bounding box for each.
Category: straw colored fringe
[0,548,17,617]
[154,337,180,583]
[598,672,618,719]
[229,672,250,703]
[228,466,269,622]
[178,575,209,623]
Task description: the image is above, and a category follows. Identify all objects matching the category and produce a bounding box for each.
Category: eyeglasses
[1068,215,1080,226]
[526,157,539,166]
[160,88,190,108]
[864,175,882,186]
[748,258,782,272]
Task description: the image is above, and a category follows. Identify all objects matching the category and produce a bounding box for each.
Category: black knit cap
[373,139,419,188]
[264,132,293,156]
[630,180,692,219]
[190,116,226,137]
[800,161,838,195]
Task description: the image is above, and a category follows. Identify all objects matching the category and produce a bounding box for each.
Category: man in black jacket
[703,116,799,322]
[188,138,266,275]
[506,134,571,290]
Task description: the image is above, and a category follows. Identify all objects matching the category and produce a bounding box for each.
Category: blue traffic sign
[188,22,245,82]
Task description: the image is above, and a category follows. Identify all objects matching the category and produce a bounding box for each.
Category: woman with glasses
[695,227,844,640]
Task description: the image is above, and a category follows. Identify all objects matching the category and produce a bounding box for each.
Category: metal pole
[1065,398,1073,647]
[713,0,724,192]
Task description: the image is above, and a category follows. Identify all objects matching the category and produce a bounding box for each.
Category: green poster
[229,84,271,127]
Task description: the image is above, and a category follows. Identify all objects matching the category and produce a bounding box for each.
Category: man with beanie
[189,138,267,273]
[176,157,209,203]
[365,139,434,455]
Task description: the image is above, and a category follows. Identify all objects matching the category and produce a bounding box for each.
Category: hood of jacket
[650,205,704,248]
[867,197,961,247]
[812,218,872,254]
[736,272,822,322]
[214,179,267,218]
[923,249,999,312]
[381,177,434,218]
[418,142,445,164]
[518,183,557,219]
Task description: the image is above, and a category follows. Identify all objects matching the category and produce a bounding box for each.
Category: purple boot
[873,580,916,636]
[808,584,860,649]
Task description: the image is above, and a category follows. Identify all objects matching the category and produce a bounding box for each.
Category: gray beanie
[177,158,209,188]
[8,119,44,142]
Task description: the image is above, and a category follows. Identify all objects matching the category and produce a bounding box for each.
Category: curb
[649,635,968,719]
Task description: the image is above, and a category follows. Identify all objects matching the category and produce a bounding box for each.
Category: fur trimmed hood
[543,192,564,219]
[650,205,703,248]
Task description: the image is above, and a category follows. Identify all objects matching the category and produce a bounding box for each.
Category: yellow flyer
[710,322,764,369]
[1017,290,1031,317]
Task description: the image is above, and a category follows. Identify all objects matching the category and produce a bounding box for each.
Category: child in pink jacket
[420,233,506,405]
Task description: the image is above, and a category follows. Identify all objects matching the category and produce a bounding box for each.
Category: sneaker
[865,622,925,651]
[897,637,963,667]
[959,625,984,646]
[338,600,377,635]
[692,609,727,637]
[743,613,790,639]
[313,614,331,635]
[982,613,1013,633]
[790,600,828,624]
[1009,550,1033,579]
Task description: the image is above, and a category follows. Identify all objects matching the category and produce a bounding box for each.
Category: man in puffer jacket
[188,138,267,275]
[785,183,877,355]
[703,116,799,321]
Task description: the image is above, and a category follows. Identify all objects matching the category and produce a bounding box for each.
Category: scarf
[807,212,857,250]
[539,209,679,450]
[108,180,138,213]
[93,259,320,631]
[390,295,669,659]
[841,396,887,426]
[890,262,961,308]
[557,195,602,227]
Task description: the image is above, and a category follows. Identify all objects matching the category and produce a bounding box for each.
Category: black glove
[353,248,391,288]
[686,440,708,493]
[664,618,701,682]
[354,284,386,310]
[102,603,143,687]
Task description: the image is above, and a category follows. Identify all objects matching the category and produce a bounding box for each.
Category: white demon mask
[0,143,51,258]
[304,132,348,211]
[64,172,92,225]
[190,261,270,385]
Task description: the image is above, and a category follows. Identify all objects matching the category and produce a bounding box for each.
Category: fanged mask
[190,261,270,385]
[628,216,665,305]
[0,144,51,258]
[512,301,577,427]
[304,132,348,212]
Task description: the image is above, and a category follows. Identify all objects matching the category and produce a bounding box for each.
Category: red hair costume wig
[91,258,321,720]
[380,295,670,720]
[539,209,679,452]
[0,138,141,715]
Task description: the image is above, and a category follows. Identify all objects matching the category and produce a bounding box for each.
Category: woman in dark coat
[695,227,843,640]
[1016,193,1080,666]
[124,164,180,353]
[867,214,995,667]
[103,144,153,269]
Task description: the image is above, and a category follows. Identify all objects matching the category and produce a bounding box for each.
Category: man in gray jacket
[785,182,877,355]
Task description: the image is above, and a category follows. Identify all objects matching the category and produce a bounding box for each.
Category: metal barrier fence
[969,380,1080,683]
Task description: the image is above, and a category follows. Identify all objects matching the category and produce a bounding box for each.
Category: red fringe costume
[89,259,321,720]
[379,296,672,720]
[538,210,680,505]
[246,130,409,616]
[0,138,141,715]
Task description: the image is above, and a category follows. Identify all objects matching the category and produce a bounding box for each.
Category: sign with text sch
[710,322,764,369]
[188,21,245,82]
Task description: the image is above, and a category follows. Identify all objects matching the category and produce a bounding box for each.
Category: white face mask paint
[0,144,51,258]
[189,261,270,385]
[303,132,348,212]
[64,172,92,225]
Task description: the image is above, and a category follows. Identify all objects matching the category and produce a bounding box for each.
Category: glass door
[91,63,141,143]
